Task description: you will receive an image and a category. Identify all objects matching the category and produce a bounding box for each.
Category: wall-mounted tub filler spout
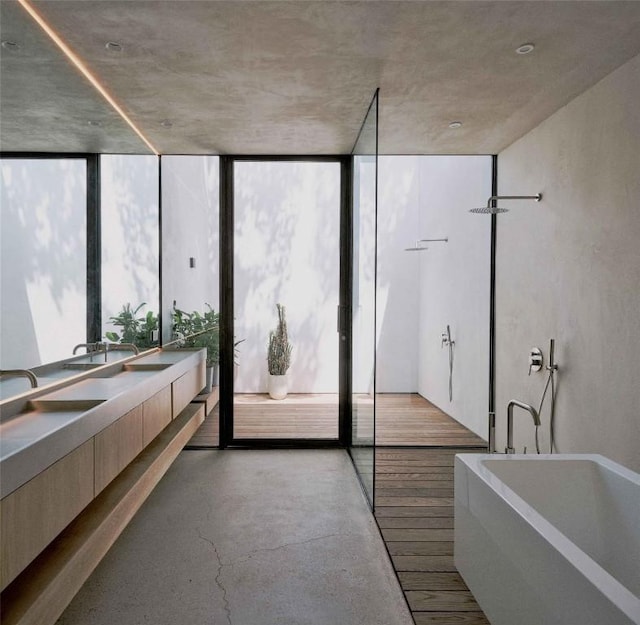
[107,343,140,355]
[404,237,448,251]
[469,194,542,214]
[0,369,38,388]
[506,400,541,454]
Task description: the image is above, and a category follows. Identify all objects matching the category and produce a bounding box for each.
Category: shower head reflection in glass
[469,194,542,214]
[404,237,448,252]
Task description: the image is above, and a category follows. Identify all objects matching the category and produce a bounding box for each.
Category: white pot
[200,365,219,395]
[268,374,288,400]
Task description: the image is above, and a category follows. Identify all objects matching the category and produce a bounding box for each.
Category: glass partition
[375,156,491,447]
[350,91,378,505]
[0,157,87,397]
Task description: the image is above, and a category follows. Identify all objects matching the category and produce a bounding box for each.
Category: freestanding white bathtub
[454,454,640,625]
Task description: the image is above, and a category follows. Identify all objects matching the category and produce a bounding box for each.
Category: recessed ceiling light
[1,40,20,51]
[448,121,463,129]
[516,43,535,55]
[160,119,173,128]
[105,41,122,52]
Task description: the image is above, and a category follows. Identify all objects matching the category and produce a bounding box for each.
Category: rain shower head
[469,205,509,215]
[470,194,542,214]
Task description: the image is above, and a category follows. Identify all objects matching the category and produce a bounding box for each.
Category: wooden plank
[374,446,488,624]
[0,403,205,625]
[186,392,486,444]
[375,478,454,486]
[407,590,482,612]
[382,529,453,542]
[398,572,468,591]
[374,506,453,518]
[191,386,220,417]
[387,541,453,556]
[413,612,490,624]
[392,555,456,572]
[377,517,453,529]
[0,441,94,591]
[377,466,454,475]
[376,459,456,467]
[376,487,453,497]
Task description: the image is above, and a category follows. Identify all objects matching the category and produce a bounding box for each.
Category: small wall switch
[189,257,196,268]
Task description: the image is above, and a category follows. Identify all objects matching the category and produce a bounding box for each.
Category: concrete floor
[56,449,412,625]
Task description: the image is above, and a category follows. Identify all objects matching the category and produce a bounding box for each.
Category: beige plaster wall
[495,54,640,471]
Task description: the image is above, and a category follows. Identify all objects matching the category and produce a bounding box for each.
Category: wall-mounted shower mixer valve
[528,347,543,375]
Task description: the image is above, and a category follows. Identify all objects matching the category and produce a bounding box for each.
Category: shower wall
[495,53,640,471]
[377,156,491,439]
[415,157,491,438]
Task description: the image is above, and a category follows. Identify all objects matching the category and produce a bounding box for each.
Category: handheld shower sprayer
[534,338,559,454]
[441,325,455,401]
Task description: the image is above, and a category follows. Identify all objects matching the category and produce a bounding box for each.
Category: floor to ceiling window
[101,155,160,351]
[0,157,87,397]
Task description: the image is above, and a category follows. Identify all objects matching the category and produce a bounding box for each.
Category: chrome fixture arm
[485,194,541,210]
[0,369,38,388]
[107,343,140,355]
[405,237,448,251]
[506,400,541,454]
[470,193,542,214]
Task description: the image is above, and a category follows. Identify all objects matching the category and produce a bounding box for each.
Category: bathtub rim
[455,453,640,624]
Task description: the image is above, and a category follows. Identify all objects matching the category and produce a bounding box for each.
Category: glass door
[349,91,379,506]
[228,158,342,444]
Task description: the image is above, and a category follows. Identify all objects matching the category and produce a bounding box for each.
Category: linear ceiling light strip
[18,0,159,156]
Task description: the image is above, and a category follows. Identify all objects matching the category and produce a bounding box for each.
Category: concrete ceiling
[1,1,640,155]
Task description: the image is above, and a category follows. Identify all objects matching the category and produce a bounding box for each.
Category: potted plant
[106,303,158,349]
[172,304,219,393]
[267,303,292,400]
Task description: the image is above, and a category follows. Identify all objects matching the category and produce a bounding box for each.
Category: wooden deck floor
[186,393,486,447]
[375,447,489,625]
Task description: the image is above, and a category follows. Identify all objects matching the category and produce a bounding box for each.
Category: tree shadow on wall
[233,161,341,394]
[1,159,87,366]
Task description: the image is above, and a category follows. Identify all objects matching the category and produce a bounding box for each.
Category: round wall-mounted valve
[528,348,543,375]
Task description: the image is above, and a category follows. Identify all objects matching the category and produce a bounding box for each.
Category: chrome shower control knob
[528,347,543,375]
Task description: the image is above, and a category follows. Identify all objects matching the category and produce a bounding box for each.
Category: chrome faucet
[72,342,107,362]
[506,400,540,454]
[107,343,139,355]
[0,369,38,388]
